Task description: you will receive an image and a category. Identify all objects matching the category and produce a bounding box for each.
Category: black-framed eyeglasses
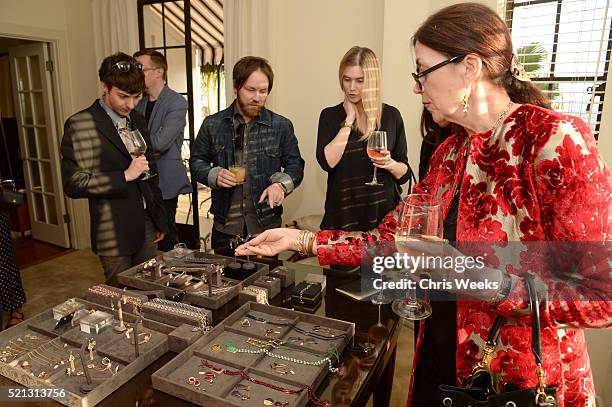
[113,61,144,73]
[412,55,465,90]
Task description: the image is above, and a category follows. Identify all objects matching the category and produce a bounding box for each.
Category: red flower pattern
[314,104,611,407]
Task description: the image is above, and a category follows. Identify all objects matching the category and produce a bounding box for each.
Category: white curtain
[223,0,278,109]
[91,0,140,64]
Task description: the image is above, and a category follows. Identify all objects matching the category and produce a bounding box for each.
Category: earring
[461,88,470,113]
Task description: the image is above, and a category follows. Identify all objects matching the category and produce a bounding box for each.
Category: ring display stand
[117,251,270,309]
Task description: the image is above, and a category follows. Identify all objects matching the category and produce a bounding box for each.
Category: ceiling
[148,0,224,65]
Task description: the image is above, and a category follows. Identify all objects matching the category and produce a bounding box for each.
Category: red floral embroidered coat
[314,104,611,407]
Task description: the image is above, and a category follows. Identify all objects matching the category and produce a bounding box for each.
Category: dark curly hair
[98,52,145,95]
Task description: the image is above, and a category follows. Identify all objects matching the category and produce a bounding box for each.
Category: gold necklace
[490,100,515,132]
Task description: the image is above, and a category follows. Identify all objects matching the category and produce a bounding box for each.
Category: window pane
[15,57,30,91]
[555,0,612,77]
[144,2,186,48]
[44,194,58,225]
[23,127,37,158]
[32,91,46,125]
[29,55,42,90]
[36,127,49,159]
[28,160,41,190]
[32,192,46,223]
[19,93,33,125]
[166,47,187,93]
[41,161,54,194]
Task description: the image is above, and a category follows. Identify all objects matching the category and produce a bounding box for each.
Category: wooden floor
[12,237,72,269]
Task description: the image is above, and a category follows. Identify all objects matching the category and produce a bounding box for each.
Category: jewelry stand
[78,342,96,393]
[227,237,242,274]
[132,316,142,360]
[113,299,127,333]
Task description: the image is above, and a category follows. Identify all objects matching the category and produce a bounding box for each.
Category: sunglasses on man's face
[113,61,144,73]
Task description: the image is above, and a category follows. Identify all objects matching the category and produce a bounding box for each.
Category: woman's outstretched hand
[235,228,301,257]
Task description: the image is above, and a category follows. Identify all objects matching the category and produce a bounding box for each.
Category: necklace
[454,100,515,198]
[490,100,515,132]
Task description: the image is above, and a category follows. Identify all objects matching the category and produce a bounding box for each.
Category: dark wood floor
[12,237,72,269]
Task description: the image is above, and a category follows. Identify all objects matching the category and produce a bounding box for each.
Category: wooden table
[0,260,401,407]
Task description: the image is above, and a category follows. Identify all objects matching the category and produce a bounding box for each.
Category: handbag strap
[523,273,542,365]
[476,273,543,369]
[473,273,551,404]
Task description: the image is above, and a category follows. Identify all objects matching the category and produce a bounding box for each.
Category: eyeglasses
[412,55,465,91]
[113,61,144,73]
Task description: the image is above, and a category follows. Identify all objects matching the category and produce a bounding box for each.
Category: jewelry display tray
[117,252,270,310]
[0,298,170,407]
[152,302,355,407]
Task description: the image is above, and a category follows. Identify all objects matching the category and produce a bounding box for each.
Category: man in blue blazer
[134,50,192,251]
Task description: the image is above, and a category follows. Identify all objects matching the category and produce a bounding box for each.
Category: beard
[237,97,263,120]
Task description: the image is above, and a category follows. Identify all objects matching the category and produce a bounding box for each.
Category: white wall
[0,0,99,250]
[270,0,385,224]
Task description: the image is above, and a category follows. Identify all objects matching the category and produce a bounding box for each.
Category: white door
[9,43,70,248]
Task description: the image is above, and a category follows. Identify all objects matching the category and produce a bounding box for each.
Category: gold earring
[461,88,470,113]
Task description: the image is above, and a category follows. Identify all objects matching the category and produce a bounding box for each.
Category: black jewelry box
[291,282,322,307]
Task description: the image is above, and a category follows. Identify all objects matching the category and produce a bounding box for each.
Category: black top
[412,192,459,406]
[418,129,452,181]
[316,103,410,231]
[145,99,156,124]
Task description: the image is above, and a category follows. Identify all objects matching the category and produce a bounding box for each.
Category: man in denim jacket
[190,56,304,256]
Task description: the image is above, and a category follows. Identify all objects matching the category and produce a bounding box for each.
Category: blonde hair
[338,46,382,140]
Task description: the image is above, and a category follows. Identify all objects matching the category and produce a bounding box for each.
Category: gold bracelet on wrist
[296,231,315,256]
[341,120,354,130]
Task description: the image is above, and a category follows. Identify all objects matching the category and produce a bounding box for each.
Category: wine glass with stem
[365,131,387,186]
[391,193,443,320]
[125,129,156,180]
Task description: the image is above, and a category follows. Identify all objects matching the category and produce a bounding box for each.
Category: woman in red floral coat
[237,3,611,406]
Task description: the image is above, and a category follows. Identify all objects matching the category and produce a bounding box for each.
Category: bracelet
[296,230,315,256]
[200,359,331,406]
[244,285,269,305]
[341,120,354,130]
[275,182,288,193]
[489,272,512,305]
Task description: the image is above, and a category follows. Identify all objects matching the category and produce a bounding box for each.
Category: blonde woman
[316,46,410,232]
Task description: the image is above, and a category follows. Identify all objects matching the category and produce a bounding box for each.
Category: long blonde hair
[338,46,382,140]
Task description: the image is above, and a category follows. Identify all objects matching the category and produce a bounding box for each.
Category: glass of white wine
[391,193,443,320]
[125,129,156,180]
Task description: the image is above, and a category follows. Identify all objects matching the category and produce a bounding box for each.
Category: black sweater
[316,103,409,231]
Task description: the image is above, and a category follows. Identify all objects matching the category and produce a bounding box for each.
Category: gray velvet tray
[0,298,170,407]
[151,302,355,406]
[118,252,270,310]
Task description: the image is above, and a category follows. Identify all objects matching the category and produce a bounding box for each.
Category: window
[503,0,612,139]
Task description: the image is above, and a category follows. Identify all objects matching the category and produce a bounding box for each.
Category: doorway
[0,36,71,258]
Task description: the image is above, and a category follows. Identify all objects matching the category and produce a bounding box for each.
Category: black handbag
[439,274,558,407]
[0,115,25,209]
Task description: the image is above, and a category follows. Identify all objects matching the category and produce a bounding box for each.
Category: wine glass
[391,193,443,320]
[365,131,387,186]
[125,129,156,180]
